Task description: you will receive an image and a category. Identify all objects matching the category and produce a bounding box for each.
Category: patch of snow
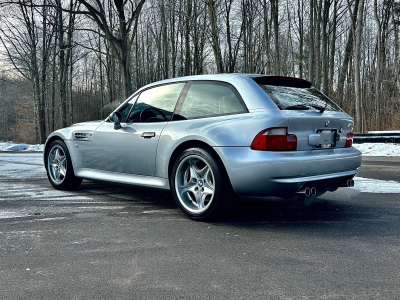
[353,143,400,157]
[368,131,400,134]
[0,141,44,152]
[353,177,400,193]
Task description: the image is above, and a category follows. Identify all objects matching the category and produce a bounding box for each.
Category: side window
[176,82,247,119]
[112,95,138,122]
[127,83,185,122]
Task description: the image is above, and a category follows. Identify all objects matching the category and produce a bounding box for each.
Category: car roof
[140,74,312,90]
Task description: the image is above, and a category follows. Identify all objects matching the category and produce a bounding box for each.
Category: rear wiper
[285,104,310,110]
[285,103,328,113]
[311,103,327,113]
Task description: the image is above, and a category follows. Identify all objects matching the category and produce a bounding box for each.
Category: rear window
[259,85,342,112]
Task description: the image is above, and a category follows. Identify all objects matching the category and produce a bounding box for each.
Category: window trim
[172,80,249,121]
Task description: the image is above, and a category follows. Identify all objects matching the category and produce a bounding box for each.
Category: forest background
[0,0,399,144]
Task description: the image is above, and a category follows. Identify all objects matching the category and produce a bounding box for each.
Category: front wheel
[171,147,236,220]
[45,140,82,190]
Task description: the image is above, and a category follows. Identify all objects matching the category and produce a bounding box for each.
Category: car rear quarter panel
[155,110,288,178]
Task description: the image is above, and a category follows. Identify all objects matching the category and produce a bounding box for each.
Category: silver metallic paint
[213,146,361,196]
[90,121,167,176]
[44,74,362,198]
[74,168,170,190]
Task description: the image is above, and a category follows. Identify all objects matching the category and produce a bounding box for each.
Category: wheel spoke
[202,185,213,197]
[49,152,56,164]
[50,166,56,179]
[199,193,208,208]
[54,148,61,161]
[55,168,60,181]
[204,169,214,187]
[194,191,203,208]
[188,160,199,180]
[197,165,209,178]
[182,183,196,194]
[59,155,66,165]
[59,166,66,177]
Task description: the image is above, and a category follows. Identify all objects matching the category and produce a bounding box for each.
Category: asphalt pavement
[0,153,399,299]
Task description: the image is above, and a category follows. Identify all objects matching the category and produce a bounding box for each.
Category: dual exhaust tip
[304,187,317,197]
[301,179,354,197]
[346,179,355,188]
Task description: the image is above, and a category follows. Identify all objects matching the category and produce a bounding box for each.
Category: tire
[45,140,82,190]
[171,147,236,221]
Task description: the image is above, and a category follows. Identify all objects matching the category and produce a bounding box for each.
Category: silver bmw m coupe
[44,74,362,220]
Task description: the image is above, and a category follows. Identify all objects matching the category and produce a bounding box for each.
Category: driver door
[90,82,186,176]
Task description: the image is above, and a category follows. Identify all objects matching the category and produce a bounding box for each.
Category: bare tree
[75,0,146,99]
[350,0,366,132]
[0,0,55,143]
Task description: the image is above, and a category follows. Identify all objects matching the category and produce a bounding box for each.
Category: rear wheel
[171,147,236,220]
[45,140,82,190]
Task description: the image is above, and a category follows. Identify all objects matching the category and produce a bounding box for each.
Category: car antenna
[259,61,268,74]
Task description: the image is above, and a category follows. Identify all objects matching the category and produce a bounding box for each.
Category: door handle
[141,132,156,139]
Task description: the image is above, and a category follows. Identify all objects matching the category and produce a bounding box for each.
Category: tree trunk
[206,0,224,73]
[354,0,365,132]
[308,0,314,83]
[40,0,48,139]
[315,0,322,89]
[393,9,400,92]
[321,0,331,94]
[329,0,338,95]
[184,0,192,76]
[271,0,280,74]
[338,0,360,101]
[160,1,169,79]
[56,0,67,128]
[297,0,304,78]
[374,0,382,129]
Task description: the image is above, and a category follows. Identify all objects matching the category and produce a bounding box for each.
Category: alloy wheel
[48,145,67,184]
[175,155,215,214]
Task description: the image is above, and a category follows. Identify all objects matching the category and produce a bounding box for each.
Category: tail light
[251,127,297,151]
[345,127,354,147]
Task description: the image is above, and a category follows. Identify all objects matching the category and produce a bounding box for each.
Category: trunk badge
[325,120,330,127]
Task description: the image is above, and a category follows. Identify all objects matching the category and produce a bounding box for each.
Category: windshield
[259,85,343,112]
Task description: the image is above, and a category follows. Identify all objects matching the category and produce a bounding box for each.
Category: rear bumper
[213,146,362,197]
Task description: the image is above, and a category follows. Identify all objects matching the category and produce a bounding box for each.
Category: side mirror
[109,112,122,130]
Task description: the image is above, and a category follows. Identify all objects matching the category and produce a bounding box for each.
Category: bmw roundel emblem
[198,180,203,187]
[325,120,330,127]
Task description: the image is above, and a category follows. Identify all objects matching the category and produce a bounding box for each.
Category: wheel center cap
[198,180,203,187]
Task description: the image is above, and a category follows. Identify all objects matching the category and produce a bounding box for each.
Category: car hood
[69,120,105,127]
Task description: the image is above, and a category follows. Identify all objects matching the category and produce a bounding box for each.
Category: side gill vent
[73,132,93,140]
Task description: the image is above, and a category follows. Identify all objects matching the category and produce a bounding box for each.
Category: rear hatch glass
[258,85,342,113]
[256,83,352,150]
